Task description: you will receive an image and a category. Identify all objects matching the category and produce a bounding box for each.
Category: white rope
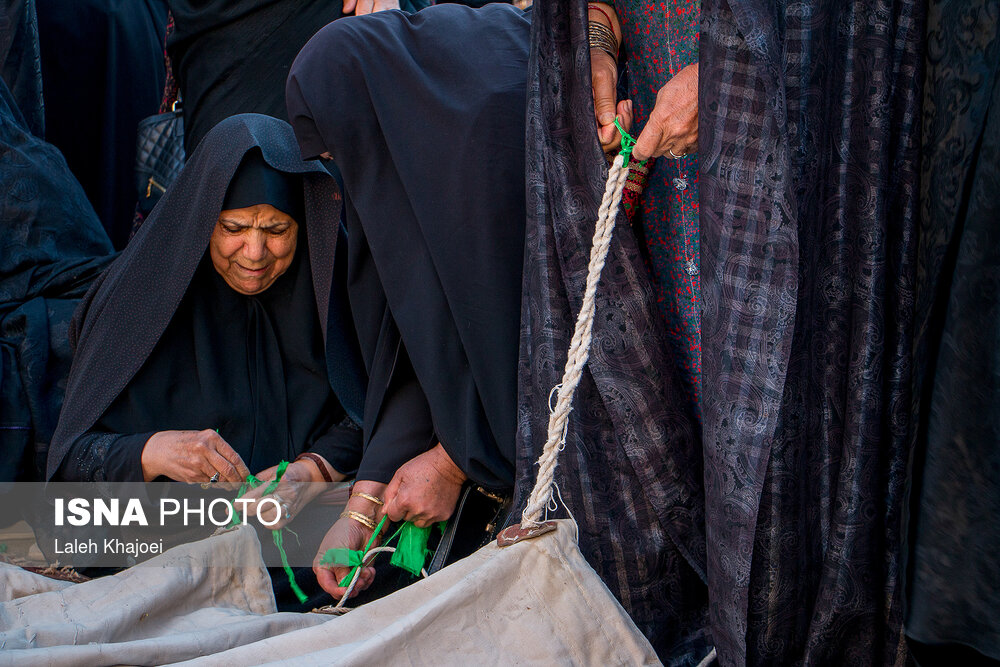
[695,647,718,667]
[330,545,429,612]
[521,154,630,527]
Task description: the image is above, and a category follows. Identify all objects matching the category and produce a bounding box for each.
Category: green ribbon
[319,516,443,589]
[261,460,288,496]
[335,515,388,588]
[272,528,308,603]
[229,460,307,603]
[614,117,643,165]
[318,548,364,568]
[389,522,434,577]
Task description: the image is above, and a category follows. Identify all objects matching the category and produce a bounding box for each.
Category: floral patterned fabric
[701,0,924,664]
[614,0,700,418]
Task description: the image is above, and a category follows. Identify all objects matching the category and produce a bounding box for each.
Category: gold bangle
[342,510,377,532]
[588,20,619,62]
[350,492,384,506]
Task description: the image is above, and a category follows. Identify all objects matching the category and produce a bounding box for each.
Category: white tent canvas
[0,522,659,666]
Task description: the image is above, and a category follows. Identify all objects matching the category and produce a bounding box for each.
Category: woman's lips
[236,263,267,275]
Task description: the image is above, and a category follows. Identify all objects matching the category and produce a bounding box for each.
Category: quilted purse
[135,100,185,217]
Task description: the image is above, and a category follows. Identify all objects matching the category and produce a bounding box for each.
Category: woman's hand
[238,457,340,529]
[313,480,387,598]
[383,443,466,528]
[589,4,633,152]
[140,430,250,483]
[632,63,699,161]
[342,0,399,16]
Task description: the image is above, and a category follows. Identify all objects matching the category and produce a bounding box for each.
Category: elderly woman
[47,114,363,512]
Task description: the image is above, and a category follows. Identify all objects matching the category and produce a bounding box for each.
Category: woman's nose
[242,233,267,261]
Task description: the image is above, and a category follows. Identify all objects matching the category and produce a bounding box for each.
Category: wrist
[140,432,162,482]
[587,3,621,42]
[587,18,619,63]
[431,443,467,486]
[294,452,345,483]
[342,480,387,535]
[347,480,387,516]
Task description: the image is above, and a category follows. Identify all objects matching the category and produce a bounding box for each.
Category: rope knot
[614,118,640,165]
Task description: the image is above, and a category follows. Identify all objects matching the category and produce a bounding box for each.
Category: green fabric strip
[389,522,434,576]
[227,461,307,603]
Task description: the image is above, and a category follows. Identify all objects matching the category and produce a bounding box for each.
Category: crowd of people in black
[1,0,997,665]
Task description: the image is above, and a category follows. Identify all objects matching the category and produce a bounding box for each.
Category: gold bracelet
[341,510,377,532]
[588,20,619,62]
[350,492,384,506]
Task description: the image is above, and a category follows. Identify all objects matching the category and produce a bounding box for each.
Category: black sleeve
[304,416,363,477]
[355,342,435,484]
[53,431,154,482]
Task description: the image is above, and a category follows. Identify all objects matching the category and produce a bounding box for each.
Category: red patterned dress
[611,0,700,417]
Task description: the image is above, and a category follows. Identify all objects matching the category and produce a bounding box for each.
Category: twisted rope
[521,152,631,527]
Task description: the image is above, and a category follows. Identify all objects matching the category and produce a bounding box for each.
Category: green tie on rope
[227,460,439,602]
[319,517,441,587]
[389,522,435,576]
[229,460,308,604]
[614,117,643,165]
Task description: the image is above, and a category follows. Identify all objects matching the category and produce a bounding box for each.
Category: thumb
[591,56,618,127]
[254,465,278,482]
[382,474,404,522]
[594,80,618,127]
[342,0,358,14]
[632,118,662,162]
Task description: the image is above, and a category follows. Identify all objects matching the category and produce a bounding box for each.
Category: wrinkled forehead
[217,204,300,228]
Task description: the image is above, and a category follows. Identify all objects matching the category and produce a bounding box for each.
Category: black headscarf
[48,114,365,481]
[286,4,529,489]
[222,150,303,220]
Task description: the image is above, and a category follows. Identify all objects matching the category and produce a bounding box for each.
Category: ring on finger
[209,472,220,483]
[272,494,291,520]
[668,148,687,159]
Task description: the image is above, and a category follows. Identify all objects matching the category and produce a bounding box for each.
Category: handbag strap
[158,12,179,114]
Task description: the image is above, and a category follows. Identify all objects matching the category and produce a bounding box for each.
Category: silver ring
[280,502,291,520]
[209,472,220,483]
[668,148,687,159]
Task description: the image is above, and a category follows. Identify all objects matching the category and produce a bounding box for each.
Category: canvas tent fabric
[0,522,659,665]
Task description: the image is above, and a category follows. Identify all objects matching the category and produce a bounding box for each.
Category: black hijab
[286,4,530,489]
[48,114,365,480]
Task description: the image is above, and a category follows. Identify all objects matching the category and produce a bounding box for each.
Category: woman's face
[209,204,299,295]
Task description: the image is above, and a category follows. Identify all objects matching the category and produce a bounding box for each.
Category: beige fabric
[0,521,658,666]
[0,565,73,600]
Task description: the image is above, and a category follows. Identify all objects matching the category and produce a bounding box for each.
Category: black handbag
[135,101,185,217]
[425,483,510,574]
